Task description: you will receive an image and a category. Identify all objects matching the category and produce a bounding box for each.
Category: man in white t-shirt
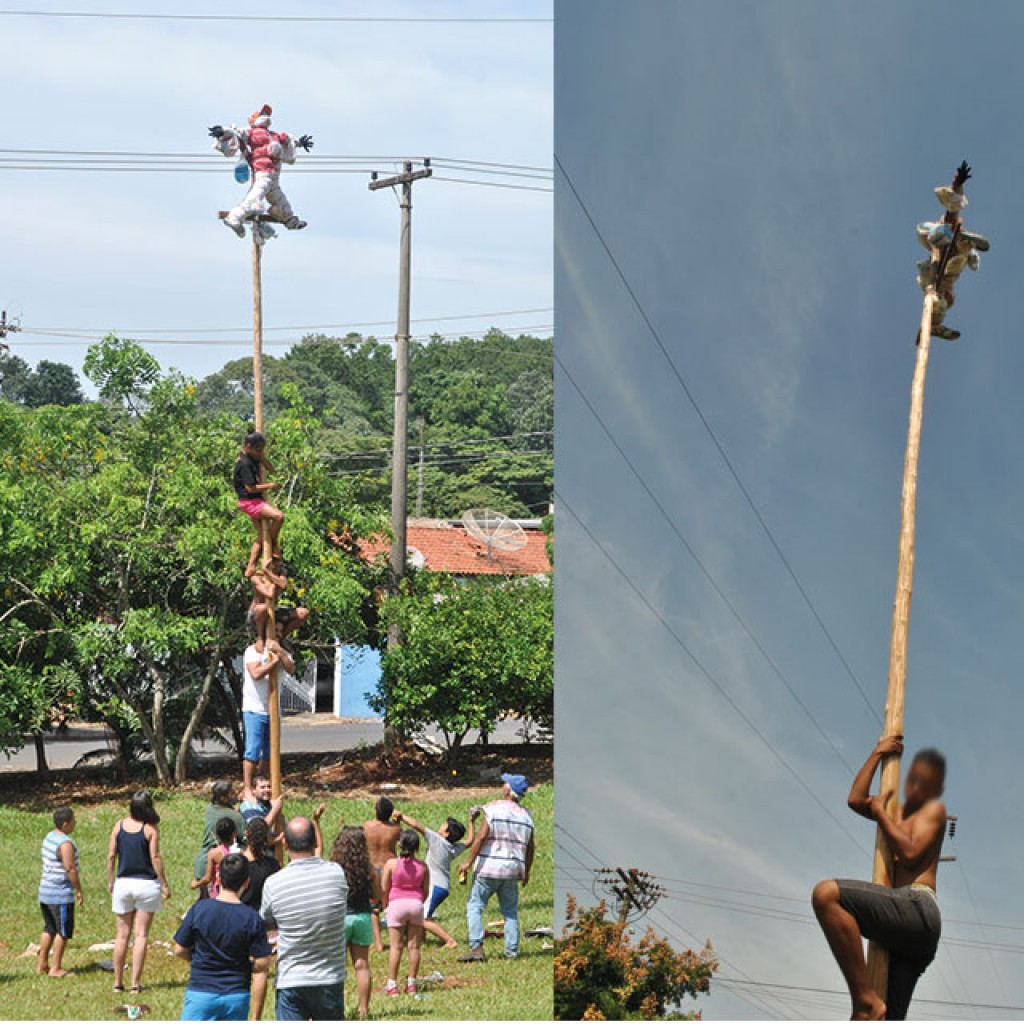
[241,639,293,799]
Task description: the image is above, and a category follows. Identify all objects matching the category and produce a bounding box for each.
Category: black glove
[208,125,226,139]
[953,160,971,190]
[297,134,314,151]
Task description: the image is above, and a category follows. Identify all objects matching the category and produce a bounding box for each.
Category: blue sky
[555,1,1024,1018]
[0,1,551,390]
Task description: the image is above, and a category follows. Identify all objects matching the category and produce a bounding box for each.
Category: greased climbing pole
[250,231,282,804]
[866,163,989,998]
[213,104,314,806]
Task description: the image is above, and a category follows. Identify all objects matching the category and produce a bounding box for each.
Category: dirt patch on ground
[0,742,553,810]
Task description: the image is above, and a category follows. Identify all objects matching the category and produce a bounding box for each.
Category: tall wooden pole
[866,289,936,996]
[251,232,281,805]
[368,160,431,744]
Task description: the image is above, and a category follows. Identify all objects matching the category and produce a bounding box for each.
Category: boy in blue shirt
[174,853,273,1020]
[38,805,83,979]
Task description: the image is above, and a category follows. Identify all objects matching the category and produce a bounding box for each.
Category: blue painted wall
[336,644,381,718]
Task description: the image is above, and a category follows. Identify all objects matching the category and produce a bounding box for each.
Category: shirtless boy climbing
[812,736,946,1021]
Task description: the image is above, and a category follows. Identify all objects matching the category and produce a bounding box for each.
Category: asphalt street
[0,715,530,772]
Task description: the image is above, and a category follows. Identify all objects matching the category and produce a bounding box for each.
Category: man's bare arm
[247,651,279,681]
[458,816,489,882]
[848,735,903,818]
[872,797,946,868]
[251,954,271,1019]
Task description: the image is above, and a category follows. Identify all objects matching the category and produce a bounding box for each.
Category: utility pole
[369,160,432,614]
[866,163,987,997]
[592,867,667,929]
[415,417,426,518]
[0,309,20,352]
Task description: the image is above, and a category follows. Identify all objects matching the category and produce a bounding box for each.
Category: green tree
[374,573,553,755]
[0,352,34,402]
[23,360,84,407]
[554,897,718,1021]
[0,369,385,783]
[82,334,161,412]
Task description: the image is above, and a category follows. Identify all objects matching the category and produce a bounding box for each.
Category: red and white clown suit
[210,104,312,238]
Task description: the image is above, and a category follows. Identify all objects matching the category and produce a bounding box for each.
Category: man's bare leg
[242,758,257,801]
[812,880,886,1020]
[37,931,53,974]
[245,540,263,578]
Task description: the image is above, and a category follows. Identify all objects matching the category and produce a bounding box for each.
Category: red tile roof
[358,518,551,576]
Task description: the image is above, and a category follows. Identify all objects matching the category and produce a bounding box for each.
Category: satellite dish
[461,509,527,561]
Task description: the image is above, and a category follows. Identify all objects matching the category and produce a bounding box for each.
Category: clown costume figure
[210,104,313,239]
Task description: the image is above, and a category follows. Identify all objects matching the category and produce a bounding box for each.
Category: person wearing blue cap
[457,772,535,962]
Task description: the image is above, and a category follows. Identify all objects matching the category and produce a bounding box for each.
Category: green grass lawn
[0,785,553,1020]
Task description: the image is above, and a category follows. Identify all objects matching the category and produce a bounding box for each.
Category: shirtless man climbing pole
[812,736,946,1021]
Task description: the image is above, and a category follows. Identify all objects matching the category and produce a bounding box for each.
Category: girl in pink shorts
[381,829,430,996]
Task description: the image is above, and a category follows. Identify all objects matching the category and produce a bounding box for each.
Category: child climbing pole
[234,431,284,578]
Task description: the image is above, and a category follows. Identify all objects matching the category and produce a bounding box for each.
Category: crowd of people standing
[35,772,536,1020]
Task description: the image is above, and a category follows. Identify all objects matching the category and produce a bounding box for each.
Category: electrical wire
[14,325,554,348]
[0,10,552,23]
[556,350,856,775]
[555,152,881,726]
[18,307,553,337]
[553,489,869,855]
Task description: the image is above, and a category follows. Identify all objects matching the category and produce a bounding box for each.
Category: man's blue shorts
[180,988,250,1021]
[40,902,74,939]
[242,711,270,762]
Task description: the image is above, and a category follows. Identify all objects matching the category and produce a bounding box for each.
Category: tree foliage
[554,897,718,1021]
[0,353,83,407]
[0,342,387,782]
[193,329,553,518]
[373,572,553,754]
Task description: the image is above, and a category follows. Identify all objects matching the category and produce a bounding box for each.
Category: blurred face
[255,778,271,802]
[65,815,76,834]
[904,759,944,809]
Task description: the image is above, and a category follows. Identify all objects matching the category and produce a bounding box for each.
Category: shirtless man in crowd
[364,797,402,953]
[812,736,946,1021]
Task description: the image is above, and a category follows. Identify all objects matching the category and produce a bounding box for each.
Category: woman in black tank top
[106,791,171,994]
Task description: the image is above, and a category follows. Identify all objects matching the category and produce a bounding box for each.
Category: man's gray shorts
[836,878,941,1020]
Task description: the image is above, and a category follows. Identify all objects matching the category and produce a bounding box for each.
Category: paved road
[0,715,530,772]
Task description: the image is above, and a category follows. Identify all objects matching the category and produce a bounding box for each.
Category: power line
[556,350,856,775]
[18,306,553,337]
[715,977,1024,1014]
[0,148,553,174]
[553,489,869,855]
[15,324,554,348]
[320,430,553,460]
[0,10,552,23]
[431,175,552,193]
[555,153,881,726]
[552,826,792,1019]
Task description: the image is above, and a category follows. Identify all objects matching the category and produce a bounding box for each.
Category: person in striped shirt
[457,773,536,962]
[260,816,349,1020]
[37,805,83,979]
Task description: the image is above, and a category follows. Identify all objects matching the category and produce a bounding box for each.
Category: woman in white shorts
[106,790,171,994]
